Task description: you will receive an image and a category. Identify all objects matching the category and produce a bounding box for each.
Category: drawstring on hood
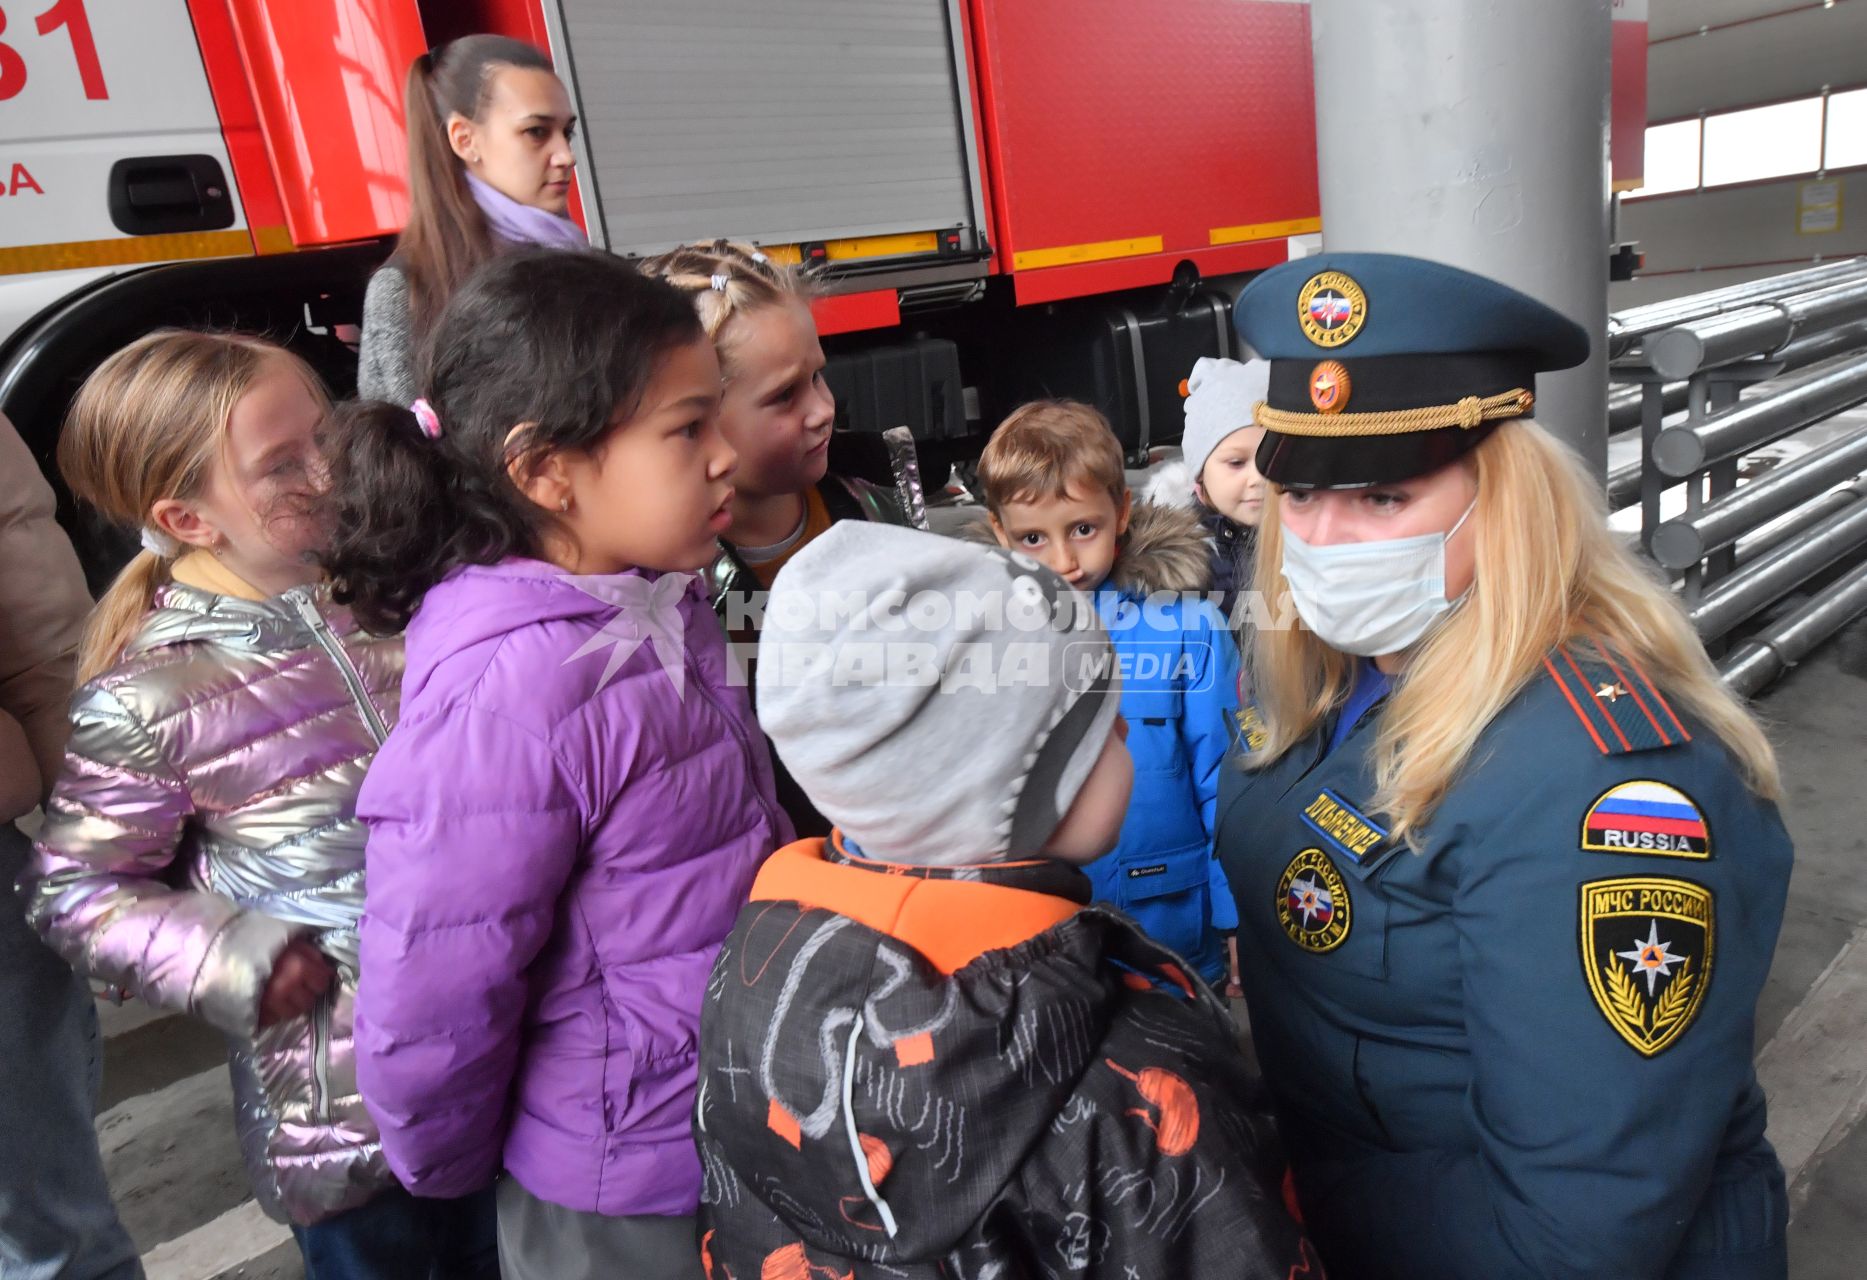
[841,1013,900,1239]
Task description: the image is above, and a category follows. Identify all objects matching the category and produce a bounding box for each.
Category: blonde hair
[58,331,325,683]
[978,400,1127,514]
[1248,420,1780,844]
[636,239,815,375]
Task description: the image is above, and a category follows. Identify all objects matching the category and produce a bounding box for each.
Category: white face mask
[1280,500,1476,657]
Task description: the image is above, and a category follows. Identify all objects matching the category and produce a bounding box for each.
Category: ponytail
[320,399,537,636]
[77,552,171,684]
[58,330,322,683]
[394,36,553,333]
[321,247,707,634]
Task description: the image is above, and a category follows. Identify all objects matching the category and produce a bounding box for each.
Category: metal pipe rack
[1605,322,1867,513]
[1689,482,1867,643]
[1719,559,1867,698]
[1651,422,1867,570]
[1650,352,1867,479]
[1608,258,1867,360]
[1609,262,1867,695]
[1647,278,1867,381]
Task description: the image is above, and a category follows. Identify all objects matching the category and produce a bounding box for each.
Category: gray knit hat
[1181,356,1270,488]
[756,522,1123,866]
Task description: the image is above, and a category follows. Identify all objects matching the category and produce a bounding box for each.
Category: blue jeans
[291,1185,498,1280]
[0,824,142,1280]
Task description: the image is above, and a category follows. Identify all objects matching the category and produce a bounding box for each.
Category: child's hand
[259,939,335,1028]
[1224,974,1245,1000]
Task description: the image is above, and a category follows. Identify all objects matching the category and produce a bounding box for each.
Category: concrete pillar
[1308,0,1613,478]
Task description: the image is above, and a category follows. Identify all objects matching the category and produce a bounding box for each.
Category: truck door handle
[128,174,202,212]
[107,155,236,236]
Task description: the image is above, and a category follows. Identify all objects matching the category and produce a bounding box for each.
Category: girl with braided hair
[641,240,912,836]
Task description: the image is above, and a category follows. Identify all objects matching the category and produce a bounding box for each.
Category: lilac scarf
[465,171,586,250]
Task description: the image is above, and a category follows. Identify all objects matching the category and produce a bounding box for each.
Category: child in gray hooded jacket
[693,522,1315,1280]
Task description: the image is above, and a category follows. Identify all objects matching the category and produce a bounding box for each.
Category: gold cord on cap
[1254,388,1533,438]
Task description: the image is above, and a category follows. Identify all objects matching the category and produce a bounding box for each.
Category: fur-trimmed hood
[952,499,1213,597]
[1110,498,1213,596]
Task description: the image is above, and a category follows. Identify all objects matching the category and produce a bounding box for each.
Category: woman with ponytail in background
[359,35,584,405]
[23,332,497,1279]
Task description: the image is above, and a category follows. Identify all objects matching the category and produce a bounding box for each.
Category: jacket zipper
[287,590,388,745]
[286,588,371,1127]
[309,992,333,1123]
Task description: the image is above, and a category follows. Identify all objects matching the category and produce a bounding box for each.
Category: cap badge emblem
[1309,361,1351,414]
[1297,270,1369,348]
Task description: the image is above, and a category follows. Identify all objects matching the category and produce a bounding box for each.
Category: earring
[559,497,571,513]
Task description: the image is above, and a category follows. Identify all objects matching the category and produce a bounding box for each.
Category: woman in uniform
[1219,252,1792,1279]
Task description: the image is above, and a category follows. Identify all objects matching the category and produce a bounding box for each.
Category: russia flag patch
[1582,780,1710,859]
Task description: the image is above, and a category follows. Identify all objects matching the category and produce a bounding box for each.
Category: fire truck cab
[0,0,1322,569]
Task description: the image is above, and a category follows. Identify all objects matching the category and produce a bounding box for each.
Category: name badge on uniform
[1300,789,1395,870]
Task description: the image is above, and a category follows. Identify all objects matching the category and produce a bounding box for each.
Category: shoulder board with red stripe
[1541,640,1691,756]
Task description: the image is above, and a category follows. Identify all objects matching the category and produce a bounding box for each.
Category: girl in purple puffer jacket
[321,247,791,1280]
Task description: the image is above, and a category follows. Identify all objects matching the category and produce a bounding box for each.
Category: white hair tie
[750,251,768,265]
[139,526,181,558]
[709,273,730,292]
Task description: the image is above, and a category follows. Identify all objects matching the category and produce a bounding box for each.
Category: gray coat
[26,583,404,1225]
[358,264,415,406]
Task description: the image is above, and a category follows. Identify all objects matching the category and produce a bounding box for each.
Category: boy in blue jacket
[979,400,1243,991]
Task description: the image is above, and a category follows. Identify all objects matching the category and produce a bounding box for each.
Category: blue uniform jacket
[1079,503,1243,982]
[1218,641,1792,1280]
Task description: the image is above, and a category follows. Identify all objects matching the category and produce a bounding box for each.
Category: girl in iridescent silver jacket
[22,333,484,1265]
[31,580,401,1227]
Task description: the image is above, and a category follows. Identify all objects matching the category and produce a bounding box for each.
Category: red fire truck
[1,0,1322,564]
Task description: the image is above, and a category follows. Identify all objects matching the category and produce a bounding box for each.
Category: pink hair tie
[410,398,443,440]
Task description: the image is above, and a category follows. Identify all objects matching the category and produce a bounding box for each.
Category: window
[1827,87,1867,170]
[1641,119,1702,196]
[1701,97,1825,186]
[1631,88,1867,200]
